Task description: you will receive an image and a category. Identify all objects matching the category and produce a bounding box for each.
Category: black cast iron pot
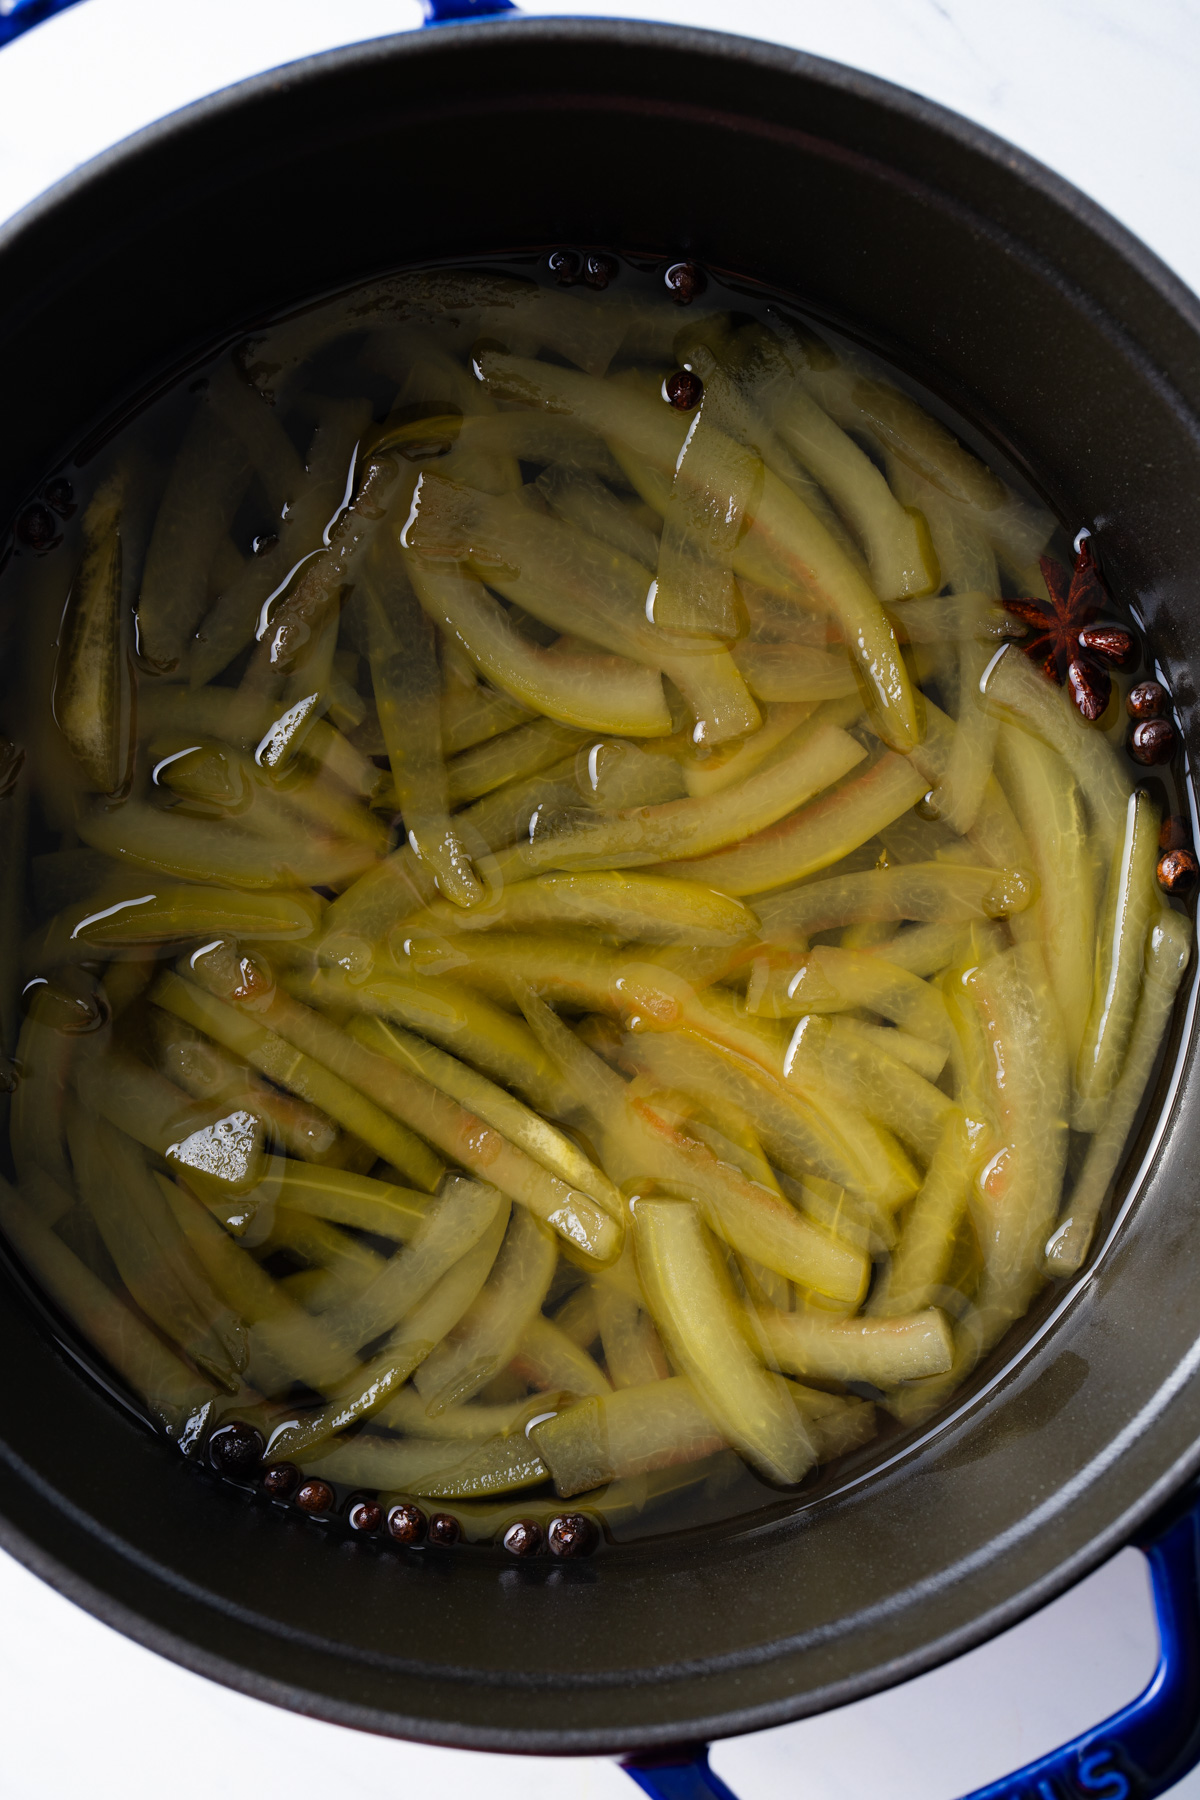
[3,10,1200,1793]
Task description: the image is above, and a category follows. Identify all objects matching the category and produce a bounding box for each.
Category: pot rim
[4,14,1198,334]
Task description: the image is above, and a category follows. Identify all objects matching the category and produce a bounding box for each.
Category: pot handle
[0,0,518,47]
[623,1483,1200,1800]
[0,0,85,50]
[420,1,520,20]
[624,1751,739,1799]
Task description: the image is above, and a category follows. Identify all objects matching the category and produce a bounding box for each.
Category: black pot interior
[2,18,1200,1755]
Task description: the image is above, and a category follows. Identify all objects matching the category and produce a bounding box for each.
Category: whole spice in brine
[1004,539,1134,721]
[1128,681,1169,720]
[547,1514,598,1558]
[295,1479,335,1515]
[664,369,704,411]
[1131,718,1177,766]
[1158,848,1199,895]
[664,261,706,304]
[348,1498,383,1534]
[502,1520,543,1557]
[208,1423,265,1475]
[262,1463,300,1499]
[16,503,59,553]
[387,1503,428,1545]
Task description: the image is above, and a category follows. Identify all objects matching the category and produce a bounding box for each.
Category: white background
[1,4,1198,1797]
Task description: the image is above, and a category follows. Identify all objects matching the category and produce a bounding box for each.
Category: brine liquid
[0,250,1192,1553]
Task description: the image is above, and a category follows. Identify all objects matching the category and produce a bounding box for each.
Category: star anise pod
[1002,538,1135,722]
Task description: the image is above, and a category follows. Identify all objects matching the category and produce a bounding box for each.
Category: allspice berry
[43,477,75,518]
[584,254,617,290]
[664,261,706,305]
[1158,848,1199,895]
[502,1520,543,1557]
[207,1422,265,1476]
[348,1498,383,1534]
[16,503,58,552]
[548,249,582,286]
[386,1503,427,1545]
[426,1513,461,1547]
[1130,718,1177,765]
[262,1463,300,1499]
[295,1479,335,1515]
[1127,680,1169,720]
[664,369,704,410]
[547,1514,598,1558]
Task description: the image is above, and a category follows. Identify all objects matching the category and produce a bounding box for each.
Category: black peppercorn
[386,1503,427,1545]
[1158,848,1199,895]
[1127,680,1169,719]
[664,261,706,305]
[664,369,704,411]
[502,1519,543,1557]
[295,1479,335,1515]
[427,1512,461,1547]
[548,249,582,286]
[348,1498,382,1534]
[252,531,279,557]
[583,254,617,291]
[1130,718,1177,765]
[262,1462,299,1499]
[16,503,59,553]
[547,1514,598,1558]
[207,1422,265,1475]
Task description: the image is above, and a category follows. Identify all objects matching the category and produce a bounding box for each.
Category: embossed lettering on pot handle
[623,1487,1200,1800]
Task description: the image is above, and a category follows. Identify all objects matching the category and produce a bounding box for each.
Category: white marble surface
[1,3,1199,1797]
[1,0,1199,300]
